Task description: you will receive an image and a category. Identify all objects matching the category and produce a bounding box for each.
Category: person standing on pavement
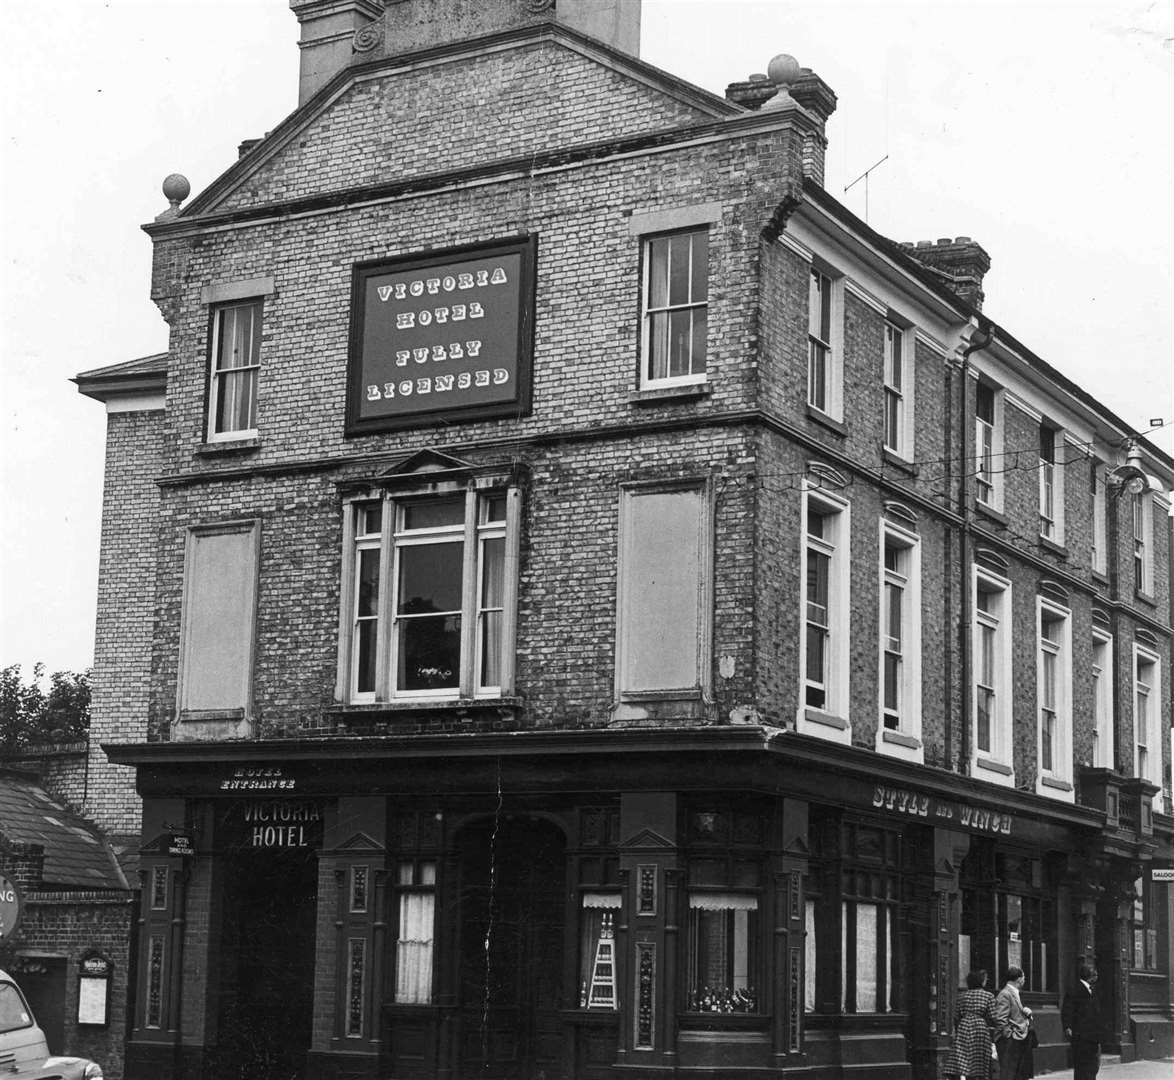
[943,969,997,1080]
[993,967,1033,1080]
[1062,963,1103,1080]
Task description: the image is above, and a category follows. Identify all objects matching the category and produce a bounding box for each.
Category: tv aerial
[844,154,889,223]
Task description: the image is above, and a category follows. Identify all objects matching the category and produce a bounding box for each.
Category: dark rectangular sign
[346,236,536,434]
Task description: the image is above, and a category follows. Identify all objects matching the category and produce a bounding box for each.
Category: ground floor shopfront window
[959,845,1056,993]
[805,814,905,1015]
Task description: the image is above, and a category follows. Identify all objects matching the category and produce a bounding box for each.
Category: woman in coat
[944,969,997,1080]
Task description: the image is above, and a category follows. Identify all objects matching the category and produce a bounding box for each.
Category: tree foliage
[0,664,91,755]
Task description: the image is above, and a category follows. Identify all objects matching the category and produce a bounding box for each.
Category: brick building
[74,2,1174,1079]
[0,769,135,1078]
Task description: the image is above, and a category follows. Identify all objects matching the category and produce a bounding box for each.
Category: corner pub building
[73,2,1174,1079]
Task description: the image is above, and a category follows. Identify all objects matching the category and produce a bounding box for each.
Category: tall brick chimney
[726,55,837,186]
[290,0,385,105]
[900,237,991,310]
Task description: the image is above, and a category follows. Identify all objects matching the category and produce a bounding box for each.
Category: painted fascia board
[176,23,739,221]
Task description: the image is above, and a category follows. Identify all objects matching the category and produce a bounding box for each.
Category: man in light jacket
[993,966,1033,1080]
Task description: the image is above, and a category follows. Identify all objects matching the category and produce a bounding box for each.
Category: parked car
[0,969,103,1078]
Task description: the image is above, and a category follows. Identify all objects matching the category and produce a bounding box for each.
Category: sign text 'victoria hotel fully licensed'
[347,237,536,433]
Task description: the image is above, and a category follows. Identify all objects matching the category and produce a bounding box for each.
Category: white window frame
[1038,425,1064,544]
[336,484,520,704]
[798,486,850,742]
[1133,644,1162,802]
[974,381,1004,511]
[876,521,922,761]
[393,859,436,1005]
[1036,599,1073,801]
[1132,492,1154,595]
[1091,629,1114,770]
[882,320,914,459]
[972,566,1014,786]
[207,299,262,442]
[807,266,844,420]
[1090,462,1108,575]
[640,228,709,388]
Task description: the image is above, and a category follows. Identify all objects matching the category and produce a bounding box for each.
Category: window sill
[1134,589,1157,608]
[1039,536,1067,558]
[1091,569,1109,586]
[629,382,712,406]
[679,1013,769,1032]
[881,728,921,749]
[1041,775,1073,792]
[881,448,918,476]
[975,756,1013,776]
[804,708,847,730]
[975,501,1008,527]
[331,698,523,723]
[805,405,847,437]
[196,437,261,456]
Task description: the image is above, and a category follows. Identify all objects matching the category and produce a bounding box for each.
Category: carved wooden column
[772,798,809,1068]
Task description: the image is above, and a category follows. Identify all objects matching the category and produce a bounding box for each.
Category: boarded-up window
[617,485,707,694]
[179,522,259,713]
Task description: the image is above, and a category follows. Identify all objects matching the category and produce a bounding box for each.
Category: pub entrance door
[213,844,318,1080]
[456,817,567,1080]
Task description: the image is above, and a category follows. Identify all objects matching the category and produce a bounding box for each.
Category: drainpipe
[957,317,993,775]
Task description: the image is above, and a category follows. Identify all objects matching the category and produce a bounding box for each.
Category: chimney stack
[290,0,385,106]
[901,237,992,310]
[727,55,837,187]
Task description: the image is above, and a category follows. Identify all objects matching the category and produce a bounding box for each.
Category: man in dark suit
[1062,963,1103,1080]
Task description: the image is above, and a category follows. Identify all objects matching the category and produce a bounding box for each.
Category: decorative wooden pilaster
[772,798,809,1068]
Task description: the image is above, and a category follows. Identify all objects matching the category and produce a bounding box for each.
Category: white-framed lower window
[1036,599,1073,799]
[1133,645,1161,800]
[877,522,922,759]
[798,487,850,740]
[807,266,843,419]
[1091,629,1114,769]
[393,859,436,1005]
[973,567,1013,785]
[338,483,519,702]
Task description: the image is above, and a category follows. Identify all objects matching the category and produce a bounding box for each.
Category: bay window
[340,480,519,702]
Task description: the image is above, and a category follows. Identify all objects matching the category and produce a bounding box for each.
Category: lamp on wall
[1107,441,1150,497]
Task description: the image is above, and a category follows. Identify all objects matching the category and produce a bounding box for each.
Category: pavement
[1035,1056,1174,1080]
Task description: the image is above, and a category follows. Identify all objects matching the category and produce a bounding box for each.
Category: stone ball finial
[767,54,802,88]
[162,173,191,209]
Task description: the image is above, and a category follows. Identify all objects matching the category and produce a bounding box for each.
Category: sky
[1,0,1172,677]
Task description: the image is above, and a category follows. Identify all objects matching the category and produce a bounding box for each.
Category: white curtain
[395,893,435,1004]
